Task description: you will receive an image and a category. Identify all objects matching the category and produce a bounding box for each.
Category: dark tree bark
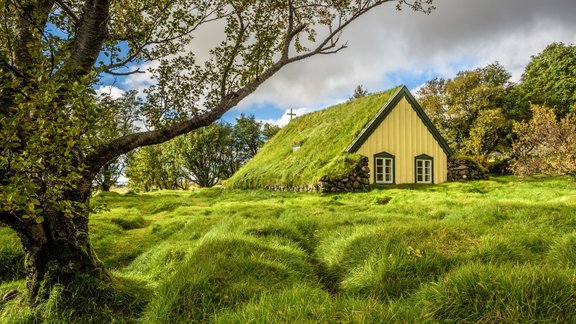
[8,180,105,304]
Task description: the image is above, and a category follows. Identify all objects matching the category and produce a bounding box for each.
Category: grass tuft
[420,263,576,323]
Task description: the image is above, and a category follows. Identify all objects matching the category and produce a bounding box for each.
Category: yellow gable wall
[355,96,447,184]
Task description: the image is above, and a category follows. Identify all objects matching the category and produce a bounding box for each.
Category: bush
[488,157,511,175]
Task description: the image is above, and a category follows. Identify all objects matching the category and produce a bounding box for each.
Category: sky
[97,0,576,127]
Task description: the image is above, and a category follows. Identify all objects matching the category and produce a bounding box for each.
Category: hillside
[224,87,400,189]
[1,177,576,322]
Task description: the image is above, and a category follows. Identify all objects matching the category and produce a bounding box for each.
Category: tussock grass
[213,285,396,323]
[547,232,576,268]
[143,228,316,323]
[1,176,576,322]
[420,263,576,323]
[0,229,24,283]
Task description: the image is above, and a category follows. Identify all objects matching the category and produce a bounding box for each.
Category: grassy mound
[225,87,400,188]
[420,263,576,322]
[143,231,316,323]
[1,177,576,322]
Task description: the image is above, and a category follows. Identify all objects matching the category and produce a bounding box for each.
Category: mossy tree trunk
[9,181,105,304]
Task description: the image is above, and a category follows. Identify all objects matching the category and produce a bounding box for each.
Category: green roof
[224,87,401,189]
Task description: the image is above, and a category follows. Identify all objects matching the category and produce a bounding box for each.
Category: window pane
[385,175,391,182]
[376,158,383,167]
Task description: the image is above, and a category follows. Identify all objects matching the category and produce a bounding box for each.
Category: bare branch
[103,68,144,76]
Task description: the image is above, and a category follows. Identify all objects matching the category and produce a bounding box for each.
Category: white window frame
[375,156,394,184]
[415,157,433,184]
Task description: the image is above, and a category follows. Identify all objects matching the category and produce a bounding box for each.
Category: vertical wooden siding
[356,97,447,184]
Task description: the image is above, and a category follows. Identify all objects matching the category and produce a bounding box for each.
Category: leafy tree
[172,123,234,187]
[0,0,435,303]
[463,108,507,163]
[126,144,188,191]
[262,123,282,140]
[519,43,576,118]
[510,105,576,178]
[93,90,141,191]
[417,63,513,160]
[232,114,264,161]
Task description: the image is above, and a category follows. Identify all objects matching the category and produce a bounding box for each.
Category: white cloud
[121,61,160,96]
[238,0,576,109]
[259,107,322,127]
[95,85,125,99]
[109,0,576,115]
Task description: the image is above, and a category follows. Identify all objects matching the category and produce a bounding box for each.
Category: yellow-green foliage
[225,87,400,188]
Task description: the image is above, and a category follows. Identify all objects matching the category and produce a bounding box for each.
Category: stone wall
[448,157,489,181]
[318,156,370,193]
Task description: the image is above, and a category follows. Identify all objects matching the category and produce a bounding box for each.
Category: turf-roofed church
[225,86,453,192]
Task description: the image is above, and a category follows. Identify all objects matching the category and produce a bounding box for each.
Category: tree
[417,63,513,160]
[463,108,507,163]
[126,144,188,191]
[510,105,576,178]
[232,114,264,160]
[262,123,281,141]
[172,122,234,187]
[351,84,368,99]
[0,0,435,303]
[519,43,576,118]
[93,91,142,191]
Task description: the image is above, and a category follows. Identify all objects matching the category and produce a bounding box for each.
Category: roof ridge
[345,85,453,156]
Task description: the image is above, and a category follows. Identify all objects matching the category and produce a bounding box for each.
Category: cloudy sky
[98,0,576,126]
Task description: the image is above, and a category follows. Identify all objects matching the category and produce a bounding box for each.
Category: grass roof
[224,87,401,189]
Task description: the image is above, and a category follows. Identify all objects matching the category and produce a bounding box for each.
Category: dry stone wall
[318,157,371,193]
[448,157,488,181]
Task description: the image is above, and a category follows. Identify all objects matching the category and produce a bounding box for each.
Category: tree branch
[103,68,144,76]
[86,0,435,175]
[51,0,79,24]
[12,0,53,70]
[220,5,246,100]
[69,0,110,75]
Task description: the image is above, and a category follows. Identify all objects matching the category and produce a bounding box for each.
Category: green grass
[1,176,576,322]
[224,87,400,188]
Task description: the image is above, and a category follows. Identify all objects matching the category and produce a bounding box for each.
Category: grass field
[1,176,576,323]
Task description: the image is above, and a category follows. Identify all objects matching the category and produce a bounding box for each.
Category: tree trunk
[11,185,105,304]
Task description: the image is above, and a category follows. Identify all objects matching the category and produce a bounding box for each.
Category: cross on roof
[287,108,297,120]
